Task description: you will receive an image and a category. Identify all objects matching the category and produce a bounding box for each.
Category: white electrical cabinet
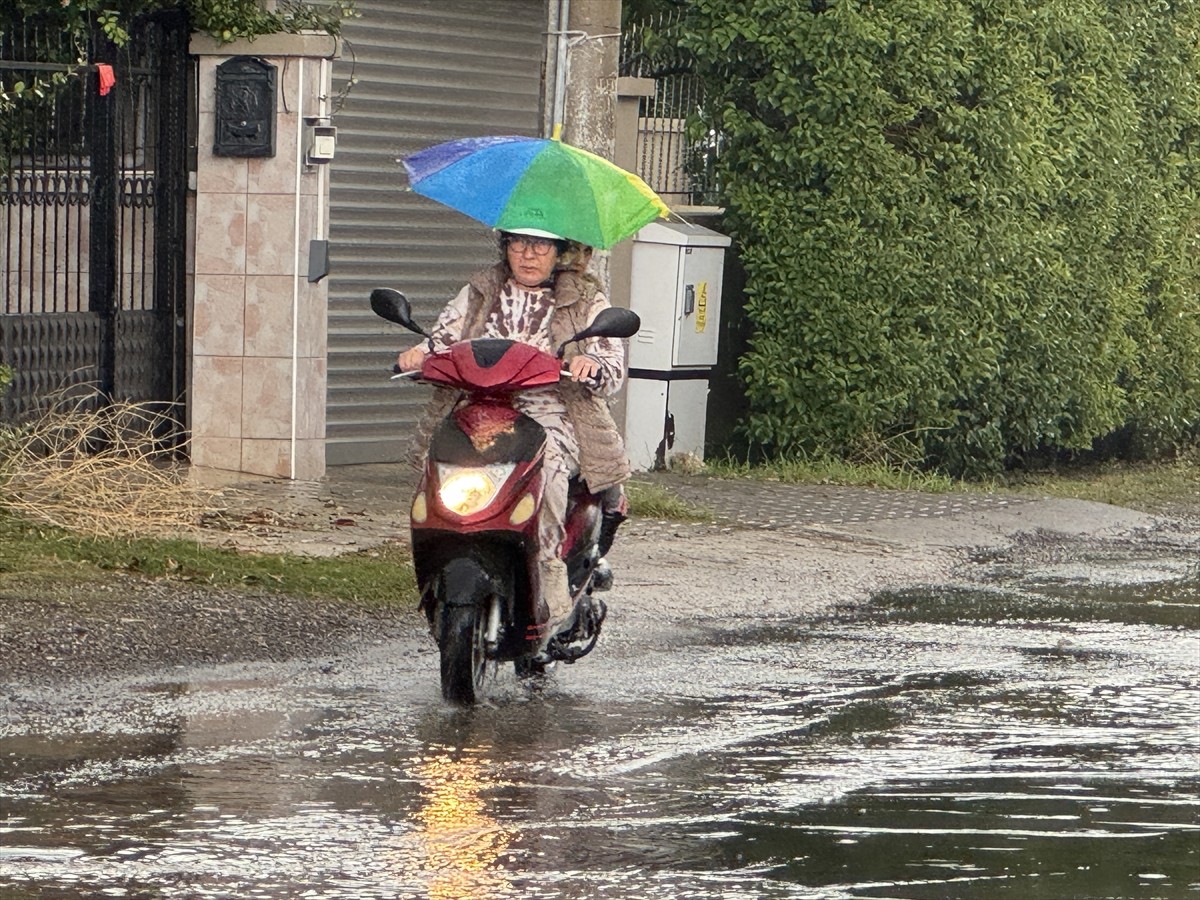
[624,221,731,471]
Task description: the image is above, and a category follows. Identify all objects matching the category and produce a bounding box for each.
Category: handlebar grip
[561,368,602,388]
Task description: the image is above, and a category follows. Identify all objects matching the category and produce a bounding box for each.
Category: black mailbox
[213,56,276,158]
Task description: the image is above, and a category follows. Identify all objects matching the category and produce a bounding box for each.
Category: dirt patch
[0,576,416,684]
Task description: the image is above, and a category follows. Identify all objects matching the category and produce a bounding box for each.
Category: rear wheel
[440,605,488,704]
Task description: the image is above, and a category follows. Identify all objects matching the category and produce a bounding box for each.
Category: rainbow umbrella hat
[402,129,670,249]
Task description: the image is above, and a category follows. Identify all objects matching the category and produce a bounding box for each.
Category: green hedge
[679,0,1199,475]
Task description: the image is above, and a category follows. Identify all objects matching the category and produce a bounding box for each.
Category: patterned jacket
[413,263,632,492]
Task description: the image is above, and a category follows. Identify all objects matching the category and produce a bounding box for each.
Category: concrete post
[610,76,655,315]
[187,33,338,481]
[561,0,620,158]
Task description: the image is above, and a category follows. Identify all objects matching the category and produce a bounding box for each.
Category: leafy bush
[187,0,357,44]
[677,0,1199,476]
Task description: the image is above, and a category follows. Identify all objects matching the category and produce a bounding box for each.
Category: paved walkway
[197,463,1049,556]
[639,471,1035,534]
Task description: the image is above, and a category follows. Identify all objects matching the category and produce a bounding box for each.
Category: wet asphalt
[2,466,1198,898]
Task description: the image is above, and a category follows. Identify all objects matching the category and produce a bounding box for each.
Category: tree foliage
[1,0,355,115]
[675,0,1199,475]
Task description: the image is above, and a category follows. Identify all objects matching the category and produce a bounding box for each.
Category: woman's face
[506,236,559,288]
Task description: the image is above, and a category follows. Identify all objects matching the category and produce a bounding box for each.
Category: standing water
[2,553,1197,898]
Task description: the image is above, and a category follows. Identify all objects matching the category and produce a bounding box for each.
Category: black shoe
[597,510,627,558]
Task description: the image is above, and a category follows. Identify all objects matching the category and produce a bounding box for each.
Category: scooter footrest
[544,598,607,663]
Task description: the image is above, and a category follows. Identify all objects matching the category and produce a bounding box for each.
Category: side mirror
[557,308,641,357]
[370,288,431,340]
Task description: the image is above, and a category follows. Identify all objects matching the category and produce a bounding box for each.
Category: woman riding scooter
[396,228,631,650]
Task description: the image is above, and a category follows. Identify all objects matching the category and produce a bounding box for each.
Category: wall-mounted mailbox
[214,56,276,158]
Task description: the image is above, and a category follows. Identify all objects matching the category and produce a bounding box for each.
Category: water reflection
[411,744,515,899]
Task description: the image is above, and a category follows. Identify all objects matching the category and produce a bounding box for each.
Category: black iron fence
[0,11,190,427]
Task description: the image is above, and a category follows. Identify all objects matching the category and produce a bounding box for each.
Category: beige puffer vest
[411,264,632,493]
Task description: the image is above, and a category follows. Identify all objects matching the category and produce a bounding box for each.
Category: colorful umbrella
[402,131,670,249]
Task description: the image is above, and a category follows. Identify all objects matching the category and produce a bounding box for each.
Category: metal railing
[620,12,722,208]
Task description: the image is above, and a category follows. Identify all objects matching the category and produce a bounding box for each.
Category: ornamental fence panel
[0,11,190,432]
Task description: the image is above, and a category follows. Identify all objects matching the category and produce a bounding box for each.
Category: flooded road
[2,549,1197,898]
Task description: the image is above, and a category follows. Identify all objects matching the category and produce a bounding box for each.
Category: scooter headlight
[436,463,516,517]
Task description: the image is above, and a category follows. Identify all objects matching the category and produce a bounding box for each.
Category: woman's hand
[568,354,601,384]
[397,345,429,372]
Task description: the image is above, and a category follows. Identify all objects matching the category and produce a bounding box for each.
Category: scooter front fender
[426,557,492,651]
[438,556,495,609]
[425,553,523,656]
[414,530,535,660]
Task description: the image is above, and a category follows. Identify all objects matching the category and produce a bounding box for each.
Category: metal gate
[0,11,190,427]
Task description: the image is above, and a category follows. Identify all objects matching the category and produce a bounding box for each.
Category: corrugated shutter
[326,0,547,465]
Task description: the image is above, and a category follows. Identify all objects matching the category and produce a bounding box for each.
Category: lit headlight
[436,463,516,517]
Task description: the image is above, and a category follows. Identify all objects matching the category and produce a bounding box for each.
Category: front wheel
[440,604,488,704]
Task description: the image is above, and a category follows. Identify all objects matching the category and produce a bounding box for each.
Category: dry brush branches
[0,390,214,538]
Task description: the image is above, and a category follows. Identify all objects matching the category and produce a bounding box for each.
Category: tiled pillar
[188,33,338,481]
[609,78,656,440]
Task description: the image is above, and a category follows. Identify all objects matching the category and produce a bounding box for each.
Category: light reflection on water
[410,747,515,899]
[1,568,1197,898]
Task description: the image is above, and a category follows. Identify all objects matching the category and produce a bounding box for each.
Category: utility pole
[561,0,620,163]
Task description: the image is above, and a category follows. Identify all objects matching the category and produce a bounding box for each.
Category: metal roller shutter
[326,0,547,465]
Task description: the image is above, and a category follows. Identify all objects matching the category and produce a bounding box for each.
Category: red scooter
[371,288,640,704]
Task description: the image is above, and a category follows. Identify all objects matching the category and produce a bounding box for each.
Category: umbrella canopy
[402,132,670,249]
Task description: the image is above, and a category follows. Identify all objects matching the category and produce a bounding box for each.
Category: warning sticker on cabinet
[696,282,708,332]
